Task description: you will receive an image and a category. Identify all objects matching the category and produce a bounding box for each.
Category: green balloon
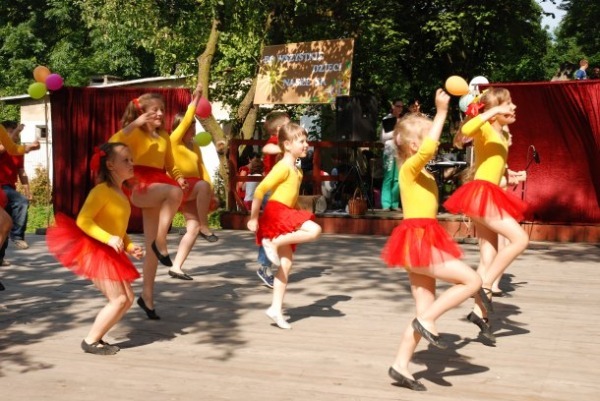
[28,82,47,99]
[194,132,212,147]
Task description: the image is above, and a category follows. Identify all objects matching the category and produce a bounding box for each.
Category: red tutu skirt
[0,188,6,209]
[443,180,527,221]
[381,218,463,268]
[256,200,315,252]
[125,165,180,196]
[46,214,140,282]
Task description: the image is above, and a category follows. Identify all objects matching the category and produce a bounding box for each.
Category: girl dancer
[47,143,143,355]
[247,122,322,330]
[169,84,216,280]
[382,89,482,391]
[110,93,186,319]
[444,88,529,342]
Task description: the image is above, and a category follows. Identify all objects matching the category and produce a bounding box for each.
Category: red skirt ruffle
[256,200,315,252]
[46,214,140,282]
[443,180,527,221]
[381,218,463,268]
[125,165,180,195]
[0,188,6,209]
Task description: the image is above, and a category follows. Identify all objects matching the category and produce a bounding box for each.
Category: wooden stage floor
[1,231,599,400]
[222,209,600,243]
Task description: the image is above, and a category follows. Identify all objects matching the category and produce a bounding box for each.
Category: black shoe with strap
[467,312,496,345]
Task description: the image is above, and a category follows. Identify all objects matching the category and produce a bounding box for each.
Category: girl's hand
[178,177,189,191]
[493,104,514,118]
[134,111,157,128]
[25,141,41,153]
[128,244,144,260]
[107,235,124,253]
[434,88,450,112]
[247,218,258,232]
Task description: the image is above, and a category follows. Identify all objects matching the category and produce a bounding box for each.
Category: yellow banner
[254,38,354,105]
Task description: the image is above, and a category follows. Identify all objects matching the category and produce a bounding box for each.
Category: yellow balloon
[445,75,469,96]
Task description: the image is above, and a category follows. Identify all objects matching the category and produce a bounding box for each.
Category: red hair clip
[465,102,485,117]
[90,147,106,173]
[132,98,143,115]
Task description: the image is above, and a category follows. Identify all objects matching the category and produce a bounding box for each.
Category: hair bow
[90,147,106,173]
[132,98,143,114]
[465,102,485,117]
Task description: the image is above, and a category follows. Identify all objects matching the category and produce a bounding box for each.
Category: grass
[26,205,223,233]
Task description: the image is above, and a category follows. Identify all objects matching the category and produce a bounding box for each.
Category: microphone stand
[520,145,539,200]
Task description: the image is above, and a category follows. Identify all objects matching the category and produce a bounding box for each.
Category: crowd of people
[1,83,530,392]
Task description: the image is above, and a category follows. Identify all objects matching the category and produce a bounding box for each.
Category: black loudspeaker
[335,95,378,141]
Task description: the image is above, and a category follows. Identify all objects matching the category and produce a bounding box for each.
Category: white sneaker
[261,239,281,267]
[265,308,291,330]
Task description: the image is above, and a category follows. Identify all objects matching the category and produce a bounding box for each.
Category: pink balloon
[195,97,212,119]
[45,73,64,91]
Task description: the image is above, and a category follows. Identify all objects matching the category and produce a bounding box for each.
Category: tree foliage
[0,0,574,127]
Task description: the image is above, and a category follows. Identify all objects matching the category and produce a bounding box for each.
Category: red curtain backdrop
[50,83,600,227]
[490,81,600,224]
[50,86,190,231]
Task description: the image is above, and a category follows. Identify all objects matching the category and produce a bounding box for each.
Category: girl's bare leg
[132,183,183,255]
[84,279,134,344]
[473,215,528,290]
[266,220,321,250]
[266,245,293,329]
[392,272,435,380]
[140,207,160,309]
[171,200,200,274]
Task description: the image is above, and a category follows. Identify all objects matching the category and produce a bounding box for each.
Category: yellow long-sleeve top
[0,124,26,155]
[169,105,212,186]
[76,183,134,251]
[461,115,509,184]
[254,160,302,208]
[109,127,183,180]
[399,137,439,219]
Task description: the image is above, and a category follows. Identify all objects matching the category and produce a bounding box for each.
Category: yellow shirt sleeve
[254,161,301,208]
[109,127,182,180]
[399,137,440,218]
[0,125,26,155]
[76,184,132,244]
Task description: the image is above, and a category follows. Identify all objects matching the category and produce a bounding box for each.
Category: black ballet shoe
[81,340,118,355]
[151,241,173,267]
[199,232,219,243]
[137,297,160,320]
[411,318,448,349]
[99,339,120,352]
[0,281,4,291]
[492,289,505,297]
[467,312,496,345]
[168,269,193,281]
[388,367,426,391]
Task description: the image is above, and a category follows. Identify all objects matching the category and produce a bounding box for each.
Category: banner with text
[254,38,354,105]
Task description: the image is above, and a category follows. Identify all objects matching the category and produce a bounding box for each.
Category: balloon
[194,132,212,147]
[195,97,212,119]
[459,93,475,112]
[28,82,47,99]
[33,66,51,83]
[45,73,64,91]
[444,75,469,96]
[469,76,489,94]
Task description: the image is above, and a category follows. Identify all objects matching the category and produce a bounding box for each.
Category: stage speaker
[335,95,378,141]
